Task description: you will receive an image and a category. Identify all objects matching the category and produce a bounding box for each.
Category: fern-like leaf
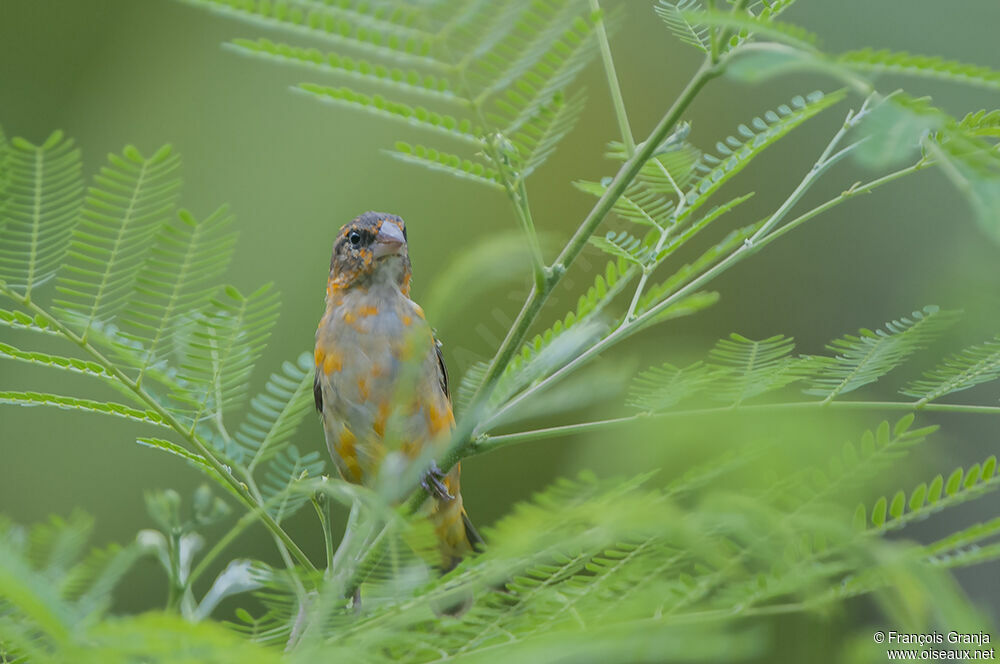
[54,144,180,338]
[654,0,709,53]
[236,352,316,469]
[119,207,237,381]
[707,333,817,405]
[0,306,61,337]
[387,142,503,190]
[228,38,457,102]
[587,230,651,266]
[261,445,325,523]
[0,342,117,382]
[467,0,592,103]
[838,49,1000,90]
[173,284,280,423]
[683,90,844,218]
[900,336,1000,403]
[804,306,957,400]
[681,9,820,51]
[959,109,1000,138]
[0,391,167,427]
[493,258,632,405]
[627,361,718,411]
[180,0,443,70]
[858,454,999,533]
[0,131,83,298]
[786,415,937,510]
[296,84,482,146]
[487,7,601,134]
[636,218,765,315]
[136,437,213,475]
[513,90,587,178]
[575,181,675,231]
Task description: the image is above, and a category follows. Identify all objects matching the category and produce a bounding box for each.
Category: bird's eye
[348,231,362,246]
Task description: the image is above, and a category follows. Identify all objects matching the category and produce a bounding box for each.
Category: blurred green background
[2,0,1000,625]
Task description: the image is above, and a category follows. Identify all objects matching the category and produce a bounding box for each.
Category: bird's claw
[421,461,454,501]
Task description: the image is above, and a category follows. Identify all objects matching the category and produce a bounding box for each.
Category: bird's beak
[373,222,406,258]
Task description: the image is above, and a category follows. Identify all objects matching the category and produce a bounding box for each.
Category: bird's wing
[434,337,450,403]
[313,367,324,413]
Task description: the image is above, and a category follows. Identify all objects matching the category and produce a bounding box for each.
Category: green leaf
[261,445,325,524]
[706,334,817,405]
[0,391,166,427]
[54,144,181,337]
[513,90,587,178]
[627,361,718,412]
[865,455,1000,533]
[636,290,719,328]
[888,491,905,519]
[587,230,652,266]
[0,131,84,298]
[796,416,936,514]
[901,336,1000,403]
[804,306,957,400]
[236,352,316,469]
[296,84,482,147]
[637,218,765,316]
[854,95,944,169]
[927,129,1000,243]
[136,437,212,473]
[681,9,820,52]
[959,109,1000,138]
[654,0,709,53]
[470,1,597,104]
[0,342,116,381]
[182,0,442,69]
[838,49,1000,91]
[490,258,633,411]
[387,142,502,190]
[0,306,61,336]
[228,38,457,102]
[606,136,702,196]
[683,90,845,219]
[871,496,887,527]
[926,517,1000,569]
[119,207,237,381]
[172,283,280,422]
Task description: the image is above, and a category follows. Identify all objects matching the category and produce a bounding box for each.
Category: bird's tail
[428,463,484,572]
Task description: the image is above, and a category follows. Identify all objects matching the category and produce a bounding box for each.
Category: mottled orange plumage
[314,211,480,570]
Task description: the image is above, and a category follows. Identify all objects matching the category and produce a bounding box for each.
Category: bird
[314,211,482,572]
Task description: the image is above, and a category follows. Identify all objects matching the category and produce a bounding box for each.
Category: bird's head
[328,211,411,292]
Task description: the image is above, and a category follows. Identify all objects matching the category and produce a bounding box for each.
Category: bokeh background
[2,0,1000,633]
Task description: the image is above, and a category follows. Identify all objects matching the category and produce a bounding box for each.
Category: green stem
[0,285,316,574]
[244,475,308,601]
[312,494,335,574]
[472,399,1000,456]
[589,0,635,155]
[764,159,930,247]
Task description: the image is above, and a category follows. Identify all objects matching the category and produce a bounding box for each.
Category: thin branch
[471,399,1000,456]
[590,0,635,156]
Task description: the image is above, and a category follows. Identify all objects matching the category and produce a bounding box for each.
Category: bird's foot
[421,461,454,501]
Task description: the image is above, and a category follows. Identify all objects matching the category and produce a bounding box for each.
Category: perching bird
[314,211,481,571]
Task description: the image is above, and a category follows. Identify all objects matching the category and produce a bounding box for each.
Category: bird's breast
[315,285,442,448]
